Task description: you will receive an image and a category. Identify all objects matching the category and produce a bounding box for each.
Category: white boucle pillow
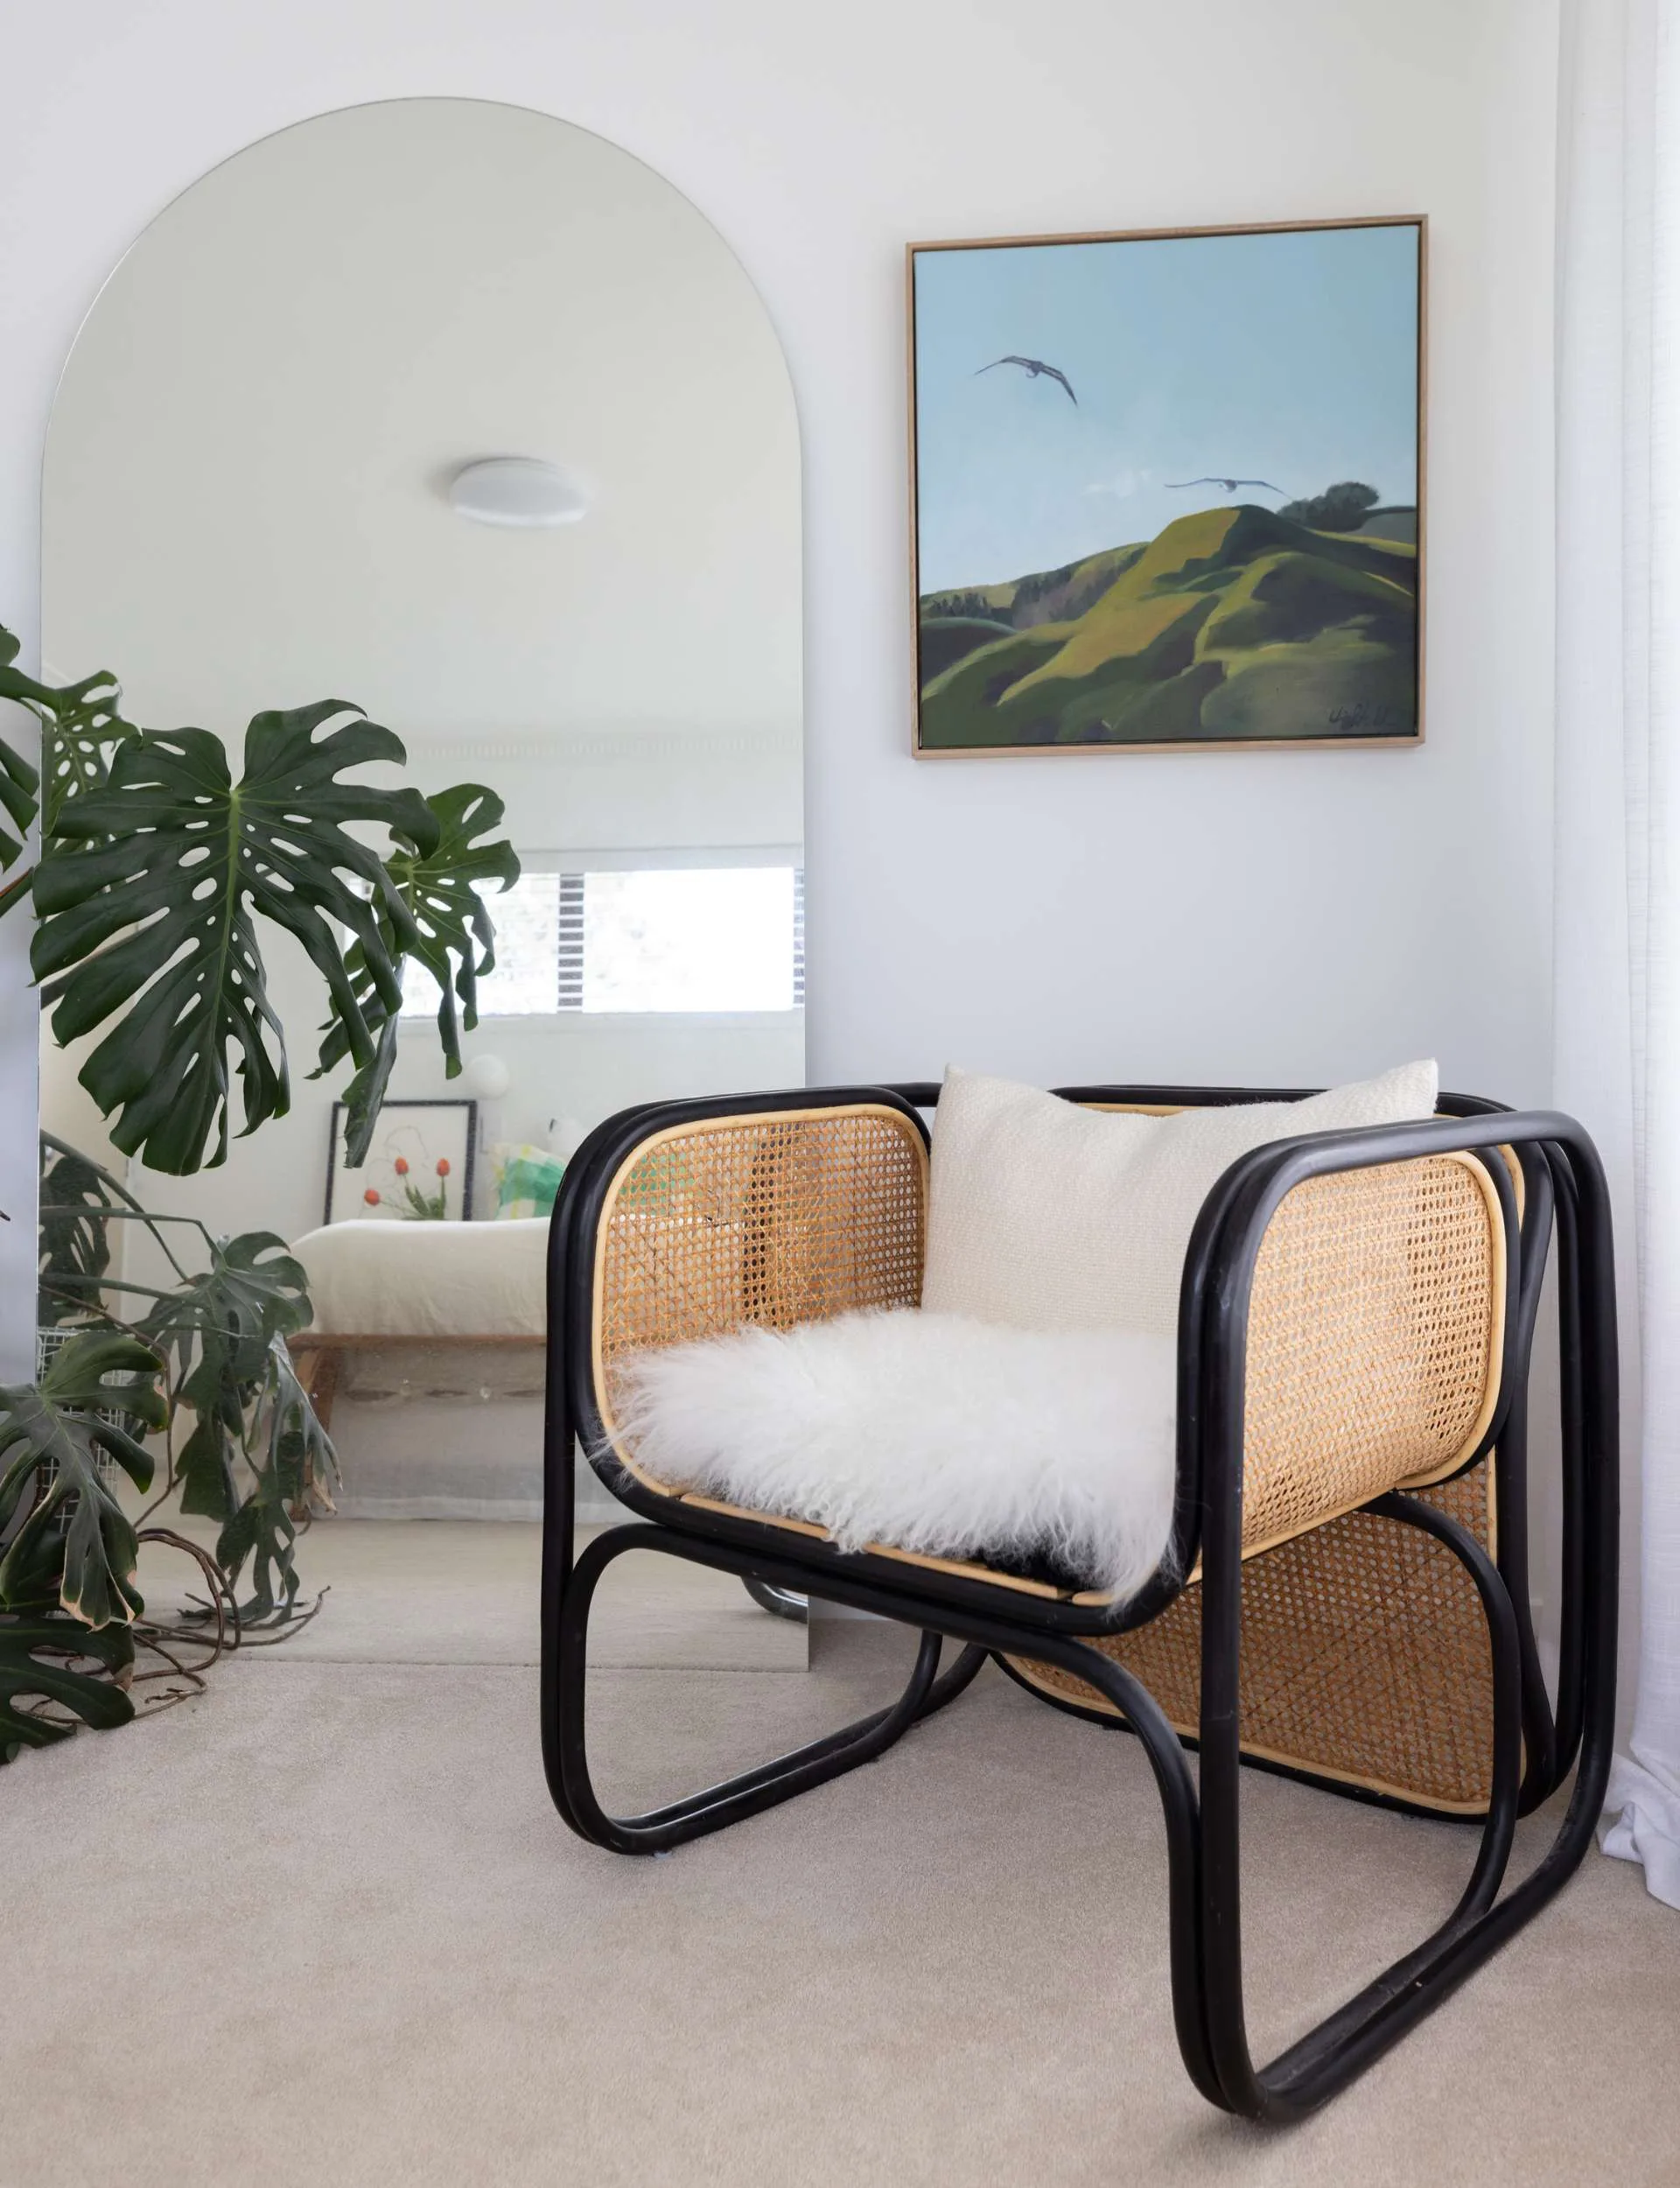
[921,1061,1439,1338]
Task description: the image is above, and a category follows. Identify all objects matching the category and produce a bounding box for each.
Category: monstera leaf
[136,1232,332,1623]
[0,731,36,918]
[0,622,136,917]
[37,1129,215,1329]
[136,1231,313,1525]
[32,703,438,1174]
[37,1133,133,1326]
[27,1194,333,1631]
[0,627,46,899]
[32,666,135,831]
[317,782,520,1165]
[216,1337,340,1621]
[37,1141,116,1328]
[0,1331,166,1629]
[0,1616,136,1762]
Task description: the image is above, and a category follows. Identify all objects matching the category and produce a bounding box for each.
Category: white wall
[0,0,1558,1380]
[402,729,800,852]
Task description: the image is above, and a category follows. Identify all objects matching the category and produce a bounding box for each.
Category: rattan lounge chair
[539,1082,1618,2121]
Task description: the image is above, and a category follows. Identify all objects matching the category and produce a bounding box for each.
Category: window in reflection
[402,864,804,1018]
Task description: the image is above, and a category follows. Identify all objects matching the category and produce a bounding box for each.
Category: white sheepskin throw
[609,1308,1178,1598]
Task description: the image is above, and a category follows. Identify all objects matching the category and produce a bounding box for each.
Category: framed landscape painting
[907,216,1424,755]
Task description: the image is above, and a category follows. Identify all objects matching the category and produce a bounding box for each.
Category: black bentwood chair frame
[538,1083,1618,2121]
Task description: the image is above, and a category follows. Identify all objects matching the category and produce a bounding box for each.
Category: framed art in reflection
[324,1099,478,1225]
[907,216,1424,755]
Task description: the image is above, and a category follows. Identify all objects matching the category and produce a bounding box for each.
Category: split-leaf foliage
[6,1141,349,1756]
[0,1329,165,1760]
[1,619,518,1175]
[0,621,520,1759]
[316,780,518,1166]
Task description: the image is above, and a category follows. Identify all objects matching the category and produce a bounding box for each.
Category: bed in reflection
[284,1215,554,1518]
[289,1217,549,1418]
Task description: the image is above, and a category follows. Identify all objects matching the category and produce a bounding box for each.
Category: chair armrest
[1238,1150,1510,1554]
[1183,1115,1538,1571]
[559,1089,928,1481]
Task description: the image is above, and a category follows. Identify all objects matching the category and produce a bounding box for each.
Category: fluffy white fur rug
[609,1308,1179,1598]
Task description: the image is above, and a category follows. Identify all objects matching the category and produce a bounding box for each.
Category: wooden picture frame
[324,1098,479,1225]
[906,215,1426,757]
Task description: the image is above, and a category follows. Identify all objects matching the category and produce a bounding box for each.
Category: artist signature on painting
[1326,702,1406,733]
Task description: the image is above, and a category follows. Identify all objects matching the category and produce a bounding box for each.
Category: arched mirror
[38,99,804,1660]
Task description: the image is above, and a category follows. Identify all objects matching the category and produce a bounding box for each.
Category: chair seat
[673,1489,1084,1601]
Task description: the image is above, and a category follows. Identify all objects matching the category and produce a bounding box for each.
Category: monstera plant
[4,628,518,1168]
[0,623,519,1761]
[0,1329,168,1758]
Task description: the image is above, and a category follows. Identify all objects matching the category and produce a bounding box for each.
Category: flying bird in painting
[1166,475,1287,495]
[975,355,1078,404]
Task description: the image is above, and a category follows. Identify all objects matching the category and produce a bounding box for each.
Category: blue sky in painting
[913,222,1419,595]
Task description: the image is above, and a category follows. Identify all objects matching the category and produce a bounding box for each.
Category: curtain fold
[1558,0,1680,1909]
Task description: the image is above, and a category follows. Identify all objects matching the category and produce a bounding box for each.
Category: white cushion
[611,1308,1178,1596]
[922,1061,1438,1338]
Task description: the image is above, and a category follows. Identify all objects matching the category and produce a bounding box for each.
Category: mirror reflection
[37,98,805,1663]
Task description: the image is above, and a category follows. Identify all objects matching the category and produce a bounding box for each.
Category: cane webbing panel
[592,1106,1084,1599]
[594,1105,928,1488]
[597,1105,926,1352]
[1237,1154,1502,1556]
[1010,1464,1498,1813]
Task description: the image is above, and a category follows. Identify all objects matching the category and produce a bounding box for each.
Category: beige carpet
[10,1621,1677,2188]
[132,1517,808,1671]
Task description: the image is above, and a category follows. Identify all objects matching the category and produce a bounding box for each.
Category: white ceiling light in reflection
[449,457,588,528]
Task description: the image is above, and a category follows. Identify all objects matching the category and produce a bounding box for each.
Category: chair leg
[1183,1498,1616,2120]
[1068,1507,1530,2118]
[1185,1502,1523,2119]
[919,1640,990,1719]
[1046,1642,1228,2110]
[541,1507,1616,2118]
[1181,1126,1620,2121]
[542,1524,1222,2091]
[549,1523,950,1855]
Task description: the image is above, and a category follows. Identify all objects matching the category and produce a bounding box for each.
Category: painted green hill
[917,504,1418,748]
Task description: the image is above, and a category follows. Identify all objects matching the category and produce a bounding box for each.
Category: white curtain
[1557,0,1680,1908]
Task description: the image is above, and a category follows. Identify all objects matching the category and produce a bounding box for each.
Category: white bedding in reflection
[290,1217,549,1338]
